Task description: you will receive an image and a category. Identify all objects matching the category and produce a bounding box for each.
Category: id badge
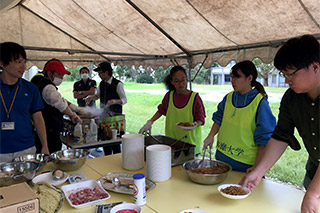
[1,122,15,130]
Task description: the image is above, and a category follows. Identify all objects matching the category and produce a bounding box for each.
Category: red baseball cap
[44,60,71,75]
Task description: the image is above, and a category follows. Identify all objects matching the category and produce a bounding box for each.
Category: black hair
[163,65,187,91]
[0,42,26,67]
[274,34,320,71]
[231,60,266,97]
[79,67,89,75]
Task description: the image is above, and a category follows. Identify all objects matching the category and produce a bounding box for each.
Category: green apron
[165,91,202,155]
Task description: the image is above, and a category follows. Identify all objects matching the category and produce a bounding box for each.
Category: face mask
[53,77,63,86]
[81,73,89,80]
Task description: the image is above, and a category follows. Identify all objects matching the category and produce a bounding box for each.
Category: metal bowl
[182,159,231,185]
[0,161,39,187]
[50,149,90,171]
[13,153,49,171]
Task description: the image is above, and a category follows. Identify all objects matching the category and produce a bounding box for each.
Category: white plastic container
[133,173,146,206]
[73,123,83,144]
[89,119,98,142]
[61,180,111,208]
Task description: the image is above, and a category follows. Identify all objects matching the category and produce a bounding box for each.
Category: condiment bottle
[133,173,146,206]
[120,122,125,136]
[106,124,112,140]
[101,124,106,140]
[73,123,84,144]
[97,124,101,141]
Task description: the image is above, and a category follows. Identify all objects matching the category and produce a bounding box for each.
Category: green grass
[59,81,308,187]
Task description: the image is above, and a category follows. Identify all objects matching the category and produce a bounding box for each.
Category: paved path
[126,89,284,103]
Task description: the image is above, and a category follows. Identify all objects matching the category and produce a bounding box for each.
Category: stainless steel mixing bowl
[183,159,231,185]
[13,153,49,171]
[50,149,90,171]
[0,161,39,187]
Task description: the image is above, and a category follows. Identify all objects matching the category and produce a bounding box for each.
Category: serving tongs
[146,132,162,144]
[199,147,213,168]
[170,135,188,147]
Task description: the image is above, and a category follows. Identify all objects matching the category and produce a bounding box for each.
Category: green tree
[154,66,169,83]
[253,58,276,86]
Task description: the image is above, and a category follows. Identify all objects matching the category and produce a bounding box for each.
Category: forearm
[306,164,320,198]
[150,111,162,123]
[253,138,288,176]
[207,122,220,139]
[32,112,48,149]
[253,145,266,168]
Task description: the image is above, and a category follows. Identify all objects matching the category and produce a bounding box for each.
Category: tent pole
[188,57,193,90]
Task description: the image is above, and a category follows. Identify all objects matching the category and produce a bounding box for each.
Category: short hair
[274,34,320,71]
[0,42,26,67]
[79,67,89,75]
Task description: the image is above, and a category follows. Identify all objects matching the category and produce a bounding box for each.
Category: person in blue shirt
[203,60,276,172]
[0,42,49,162]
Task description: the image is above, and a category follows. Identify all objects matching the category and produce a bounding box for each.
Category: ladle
[112,177,133,189]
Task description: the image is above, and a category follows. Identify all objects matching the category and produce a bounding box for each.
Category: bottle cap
[133,173,145,179]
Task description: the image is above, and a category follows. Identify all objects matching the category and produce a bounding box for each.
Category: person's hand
[71,113,82,124]
[107,99,117,106]
[85,95,93,105]
[238,170,263,191]
[41,145,50,155]
[139,120,153,135]
[202,135,214,150]
[301,191,319,213]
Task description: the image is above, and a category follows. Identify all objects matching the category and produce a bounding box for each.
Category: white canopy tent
[0,0,319,70]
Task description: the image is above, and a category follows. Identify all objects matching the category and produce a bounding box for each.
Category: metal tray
[145,135,195,166]
[98,172,156,195]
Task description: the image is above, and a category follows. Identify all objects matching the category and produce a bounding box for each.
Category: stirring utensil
[147,132,162,144]
[200,146,207,168]
[112,177,133,189]
[170,135,188,147]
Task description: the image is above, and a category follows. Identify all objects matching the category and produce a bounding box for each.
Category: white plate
[217,184,251,199]
[176,123,196,131]
[32,172,69,186]
[61,180,110,208]
[180,209,207,213]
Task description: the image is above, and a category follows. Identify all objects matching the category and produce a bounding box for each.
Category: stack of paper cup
[146,144,171,182]
[122,134,145,170]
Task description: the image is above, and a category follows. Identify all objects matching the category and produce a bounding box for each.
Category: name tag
[1,122,15,130]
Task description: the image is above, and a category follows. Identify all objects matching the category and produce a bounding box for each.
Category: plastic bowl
[218,184,251,199]
[13,153,49,171]
[50,149,90,171]
[182,159,231,185]
[0,161,39,187]
[110,203,142,213]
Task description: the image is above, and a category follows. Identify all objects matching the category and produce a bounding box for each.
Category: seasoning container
[120,122,125,137]
[133,173,146,206]
[73,123,84,144]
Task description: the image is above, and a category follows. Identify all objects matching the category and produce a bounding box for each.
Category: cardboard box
[0,182,39,213]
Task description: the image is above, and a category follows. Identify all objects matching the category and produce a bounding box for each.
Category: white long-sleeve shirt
[42,84,68,112]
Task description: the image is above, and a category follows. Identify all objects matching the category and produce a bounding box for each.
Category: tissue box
[0,182,39,213]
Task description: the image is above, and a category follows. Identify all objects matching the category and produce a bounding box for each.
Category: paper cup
[111,129,117,140]
[146,144,171,182]
[122,134,145,170]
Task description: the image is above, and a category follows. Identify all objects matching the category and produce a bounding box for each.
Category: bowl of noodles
[182,159,231,185]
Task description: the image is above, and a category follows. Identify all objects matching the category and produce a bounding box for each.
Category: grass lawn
[59,81,308,187]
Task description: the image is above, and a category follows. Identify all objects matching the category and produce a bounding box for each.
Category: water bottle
[73,123,83,144]
[89,119,98,142]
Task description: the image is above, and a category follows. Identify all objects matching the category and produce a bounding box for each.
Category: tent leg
[188,57,192,90]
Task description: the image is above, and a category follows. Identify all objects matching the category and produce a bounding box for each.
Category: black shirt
[73,79,96,107]
[272,88,319,179]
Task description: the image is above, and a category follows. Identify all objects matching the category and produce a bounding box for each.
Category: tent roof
[0,0,320,69]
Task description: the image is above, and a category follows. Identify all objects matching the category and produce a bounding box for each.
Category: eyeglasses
[172,79,187,84]
[279,67,303,79]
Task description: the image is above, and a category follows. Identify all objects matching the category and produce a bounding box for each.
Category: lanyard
[0,85,20,121]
